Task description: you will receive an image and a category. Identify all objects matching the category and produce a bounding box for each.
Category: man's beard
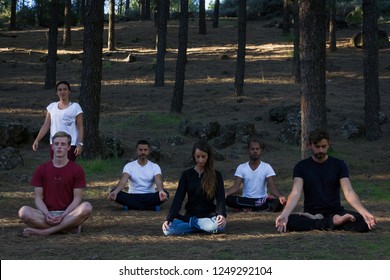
[313,152,326,160]
[249,154,260,161]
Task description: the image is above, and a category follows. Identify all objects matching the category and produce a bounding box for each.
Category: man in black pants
[108,140,169,211]
[225,139,286,212]
[275,130,377,233]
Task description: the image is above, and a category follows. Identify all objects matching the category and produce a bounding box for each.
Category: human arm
[165,172,188,222]
[32,112,51,151]
[340,178,377,230]
[224,176,242,198]
[108,173,130,201]
[74,113,84,156]
[215,171,227,218]
[267,176,287,205]
[52,188,83,224]
[33,186,54,223]
[154,173,168,202]
[275,177,303,232]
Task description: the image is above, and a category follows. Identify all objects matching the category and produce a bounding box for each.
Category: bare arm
[74,113,84,156]
[267,176,287,205]
[155,174,168,202]
[340,178,377,229]
[224,176,243,198]
[32,112,51,151]
[34,187,50,217]
[34,186,58,225]
[62,188,83,216]
[275,177,303,232]
[108,173,130,201]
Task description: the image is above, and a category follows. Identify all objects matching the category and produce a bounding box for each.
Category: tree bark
[79,0,86,26]
[282,0,291,36]
[155,0,168,87]
[140,0,147,21]
[171,0,188,113]
[45,0,59,89]
[146,0,151,20]
[234,0,246,101]
[363,0,382,140]
[9,0,17,31]
[329,0,337,51]
[199,0,207,34]
[63,0,72,47]
[79,0,105,159]
[108,0,116,51]
[213,0,220,28]
[299,0,327,159]
[292,0,300,83]
[125,0,130,16]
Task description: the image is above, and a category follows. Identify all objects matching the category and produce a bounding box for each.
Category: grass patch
[350,180,390,201]
[78,157,123,178]
[102,111,182,130]
[139,112,182,129]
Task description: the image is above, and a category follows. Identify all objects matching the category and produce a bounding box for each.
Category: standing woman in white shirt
[32,81,84,161]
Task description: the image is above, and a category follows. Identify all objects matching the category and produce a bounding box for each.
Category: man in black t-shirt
[275,130,377,233]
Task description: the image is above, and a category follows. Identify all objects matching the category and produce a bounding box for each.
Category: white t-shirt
[47,102,83,145]
[123,160,162,194]
[235,161,276,199]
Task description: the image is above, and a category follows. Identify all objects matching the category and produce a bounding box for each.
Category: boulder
[0,147,24,170]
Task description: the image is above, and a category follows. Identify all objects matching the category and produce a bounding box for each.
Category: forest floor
[0,18,390,260]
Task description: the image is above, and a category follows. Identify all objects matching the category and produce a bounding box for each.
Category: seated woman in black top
[162,140,227,236]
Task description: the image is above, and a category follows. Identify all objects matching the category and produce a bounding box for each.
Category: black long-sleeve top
[166,168,227,223]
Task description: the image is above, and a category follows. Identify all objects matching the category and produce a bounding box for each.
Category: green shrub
[346,6,363,26]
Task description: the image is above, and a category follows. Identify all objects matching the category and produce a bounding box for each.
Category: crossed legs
[18,202,93,237]
[288,210,367,232]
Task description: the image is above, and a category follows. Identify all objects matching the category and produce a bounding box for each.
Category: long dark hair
[192,140,216,199]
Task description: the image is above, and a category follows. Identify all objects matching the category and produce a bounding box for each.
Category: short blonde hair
[52,131,72,145]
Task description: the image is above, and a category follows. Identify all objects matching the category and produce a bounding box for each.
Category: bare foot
[22,227,48,237]
[65,225,82,234]
[298,212,324,220]
[333,214,356,226]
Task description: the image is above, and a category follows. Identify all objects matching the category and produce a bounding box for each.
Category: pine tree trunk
[45,0,59,89]
[63,0,72,47]
[363,0,382,140]
[292,0,300,83]
[79,0,105,159]
[171,0,188,113]
[79,0,85,26]
[108,0,116,51]
[199,0,207,34]
[9,0,17,30]
[299,0,327,159]
[234,0,246,100]
[213,0,220,28]
[282,0,291,36]
[155,0,168,87]
[329,0,337,51]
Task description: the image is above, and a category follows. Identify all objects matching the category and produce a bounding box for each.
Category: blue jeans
[163,216,226,236]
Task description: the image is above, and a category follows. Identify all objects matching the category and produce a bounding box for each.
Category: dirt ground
[0,19,389,260]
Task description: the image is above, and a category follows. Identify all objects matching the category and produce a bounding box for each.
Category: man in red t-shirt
[18,131,92,236]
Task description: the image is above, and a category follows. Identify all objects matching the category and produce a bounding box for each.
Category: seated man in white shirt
[225,139,286,212]
[108,140,169,211]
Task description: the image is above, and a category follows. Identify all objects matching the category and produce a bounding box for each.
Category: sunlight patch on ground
[0,48,46,54]
[1,192,33,198]
[0,108,43,114]
[0,80,44,86]
[88,180,117,188]
[354,174,390,180]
